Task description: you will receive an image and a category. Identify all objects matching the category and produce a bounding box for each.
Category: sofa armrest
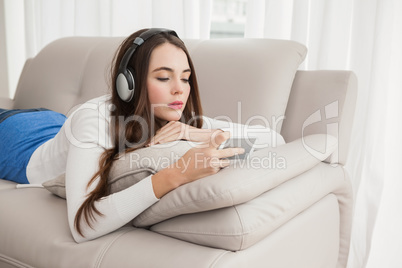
[0,97,14,109]
[282,70,358,165]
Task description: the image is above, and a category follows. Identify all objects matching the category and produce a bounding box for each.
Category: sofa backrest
[14,37,122,114]
[13,36,356,164]
[14,36,306,131]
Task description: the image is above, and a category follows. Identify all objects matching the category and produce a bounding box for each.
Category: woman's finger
[154,131,187,145]
[217,147,245,159]
[217,158,231,168]
[149,121,186,145]
[208,131,230,149]
[154,121,177,138]
[207,132,245,159]
[208,157,231,172]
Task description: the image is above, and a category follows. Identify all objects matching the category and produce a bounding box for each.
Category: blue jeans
[0,108,66,184]
[0,108,50,123]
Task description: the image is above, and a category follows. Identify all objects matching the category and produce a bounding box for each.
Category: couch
[0,36,356,268]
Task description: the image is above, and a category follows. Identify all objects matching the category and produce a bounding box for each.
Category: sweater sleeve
[201,115,285,149]
[64,104,158,243]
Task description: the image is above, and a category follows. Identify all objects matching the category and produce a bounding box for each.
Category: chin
[157,110,183,122]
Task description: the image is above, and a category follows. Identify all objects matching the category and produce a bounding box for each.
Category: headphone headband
[116,28,179,102]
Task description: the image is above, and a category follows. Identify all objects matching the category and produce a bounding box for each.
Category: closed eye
[157,78,169,82]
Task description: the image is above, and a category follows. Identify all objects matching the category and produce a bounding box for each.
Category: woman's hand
[151,131,245,198]
[147,121,222,146]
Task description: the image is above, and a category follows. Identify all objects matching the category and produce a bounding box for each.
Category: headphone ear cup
[116,68,135,102]
[127,66,135,91]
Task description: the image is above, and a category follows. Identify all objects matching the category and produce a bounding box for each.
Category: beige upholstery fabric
[0,36,356,268]
[13,38,121,114]
[185,39,307,133]
[0,97,14,109]
[14,38,307,132]
[213,194,340,268]
[42,173,67,198]
[281,70,358,165]
[0,176,340,268]
[151,162,346,251]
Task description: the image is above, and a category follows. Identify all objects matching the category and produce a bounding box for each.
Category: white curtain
[246,0,402,267]
[1,0,212,98]
[23,0,212,57]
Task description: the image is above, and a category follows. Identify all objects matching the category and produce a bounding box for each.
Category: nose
[171,77,184,95]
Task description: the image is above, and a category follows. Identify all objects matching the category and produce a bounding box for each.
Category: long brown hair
[74,29,203,236]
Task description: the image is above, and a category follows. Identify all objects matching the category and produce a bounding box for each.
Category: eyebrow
[152,67,191,74]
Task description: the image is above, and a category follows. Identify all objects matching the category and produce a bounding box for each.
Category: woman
[0,28,282,243]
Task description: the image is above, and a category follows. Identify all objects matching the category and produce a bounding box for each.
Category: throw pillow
[42,140,194,199]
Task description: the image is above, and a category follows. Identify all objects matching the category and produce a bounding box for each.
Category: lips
[168,101,183,109]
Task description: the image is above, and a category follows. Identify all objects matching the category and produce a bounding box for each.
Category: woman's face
[147,42,191,123]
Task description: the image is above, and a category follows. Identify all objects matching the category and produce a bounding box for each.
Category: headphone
[116,28,179,102]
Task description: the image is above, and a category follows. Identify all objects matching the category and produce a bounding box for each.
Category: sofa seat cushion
[0,180,229,268]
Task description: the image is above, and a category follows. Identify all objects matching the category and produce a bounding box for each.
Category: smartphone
[218,137,257,160]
